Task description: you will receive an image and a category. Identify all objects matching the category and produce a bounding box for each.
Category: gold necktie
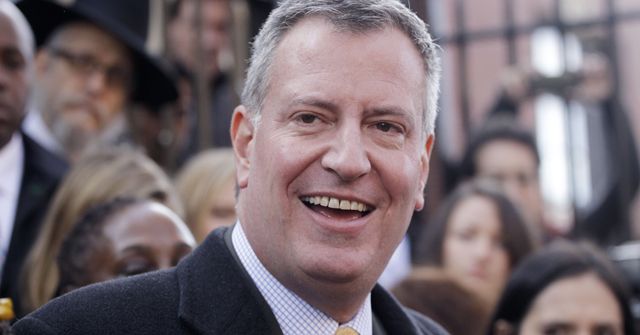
[334,326,360,335]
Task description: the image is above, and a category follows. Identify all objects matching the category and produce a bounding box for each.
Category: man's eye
[1,51,25,71]
[375,122,400,133]
[297,114,318,124]
[75,55,98,72]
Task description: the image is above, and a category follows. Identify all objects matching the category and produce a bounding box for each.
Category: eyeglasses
[47,47,132,90]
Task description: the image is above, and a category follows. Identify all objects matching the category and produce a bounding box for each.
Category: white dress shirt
[0,133,24,276]
[232,223,372,335]
[22,110,64,157]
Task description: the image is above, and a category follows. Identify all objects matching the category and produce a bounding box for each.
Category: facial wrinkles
[238,20,430,315]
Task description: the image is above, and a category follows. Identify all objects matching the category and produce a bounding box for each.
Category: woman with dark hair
[57,197,196,295]
[487,240,635,335]
[415,180,538,308]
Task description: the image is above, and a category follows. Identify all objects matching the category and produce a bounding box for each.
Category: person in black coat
[15,0,447,333]
[0,0,67,315]
[16,228,445,334]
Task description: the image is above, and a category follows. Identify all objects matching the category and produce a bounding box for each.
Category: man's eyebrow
[289,97,417,120]
[542,322,574,332]
[289,97,339,112]
[366,106,418,125]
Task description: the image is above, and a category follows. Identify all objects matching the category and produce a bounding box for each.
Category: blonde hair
[20,147,182,313]
[175,148,236,242]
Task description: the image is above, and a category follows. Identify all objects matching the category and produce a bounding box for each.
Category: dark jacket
[13,227,447,334]
[1,133,67,317]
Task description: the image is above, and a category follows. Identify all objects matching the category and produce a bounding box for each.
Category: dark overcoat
[13,227,447,334]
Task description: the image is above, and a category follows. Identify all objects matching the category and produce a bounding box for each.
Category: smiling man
[14,1,445,334]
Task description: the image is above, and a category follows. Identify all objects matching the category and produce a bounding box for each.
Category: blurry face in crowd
[518,273,623,335]
[442,194,510,306]
[167,0,231,79]
[0,11,29,148]
[34,22,132,160]
[85,202,195,283]
[197,176,236,241]
[232,17,432,320]
[475,139,543,231]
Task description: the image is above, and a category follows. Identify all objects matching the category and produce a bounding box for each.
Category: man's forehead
[271,16,427,116]
[49,22,132,64]
[0,9,30,60]
[0,13,18,46]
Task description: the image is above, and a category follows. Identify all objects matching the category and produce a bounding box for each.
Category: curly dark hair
[56,197,142,295]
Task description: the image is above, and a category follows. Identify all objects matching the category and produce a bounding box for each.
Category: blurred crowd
[0,0,639,334]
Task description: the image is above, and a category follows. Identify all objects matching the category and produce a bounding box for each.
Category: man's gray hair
[241,0,441,135]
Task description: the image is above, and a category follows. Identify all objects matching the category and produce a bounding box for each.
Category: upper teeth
[302,196,370,212]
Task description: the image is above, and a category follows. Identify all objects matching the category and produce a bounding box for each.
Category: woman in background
[19,147,182,315]
[57,197,195,294]
[415,180,538,309]
[175,148,236,243]
[487,240,635,335]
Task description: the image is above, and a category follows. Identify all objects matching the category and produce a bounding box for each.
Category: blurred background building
[14,0,640,246]
[401,0,640,248]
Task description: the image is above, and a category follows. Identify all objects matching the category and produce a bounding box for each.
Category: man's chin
[302,256,373,285]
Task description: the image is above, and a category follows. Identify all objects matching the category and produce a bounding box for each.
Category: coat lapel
[176,227,282,335]
[1,134,67,315]
[371,284,420,335]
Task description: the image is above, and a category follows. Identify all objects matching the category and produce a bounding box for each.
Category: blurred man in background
[19,0,178,163]
[0,0,67,315]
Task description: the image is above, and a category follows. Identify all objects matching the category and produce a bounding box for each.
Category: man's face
[232,18,433,299]
[33,22,131,159]
[0,12,29,148]
[519,273,623,335]
[475,140,543,230]
[167,0,231,79]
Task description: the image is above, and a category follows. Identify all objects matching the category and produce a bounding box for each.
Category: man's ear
[230,105,254,189]
[414,134,435,211]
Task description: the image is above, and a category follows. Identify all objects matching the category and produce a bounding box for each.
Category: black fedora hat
[16,0,178,110]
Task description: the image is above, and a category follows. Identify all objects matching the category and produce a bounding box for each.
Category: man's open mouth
[301,196,373,219]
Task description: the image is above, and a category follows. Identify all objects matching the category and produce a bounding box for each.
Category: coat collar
[175,226,423,335]
[176,226,282,335]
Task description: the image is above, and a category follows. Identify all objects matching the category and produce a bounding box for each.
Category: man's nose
[85,69,108,94]
[321,123,371,182]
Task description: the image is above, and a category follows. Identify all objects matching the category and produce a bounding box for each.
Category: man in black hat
[18,0,178,162]
[0,0,67,316]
